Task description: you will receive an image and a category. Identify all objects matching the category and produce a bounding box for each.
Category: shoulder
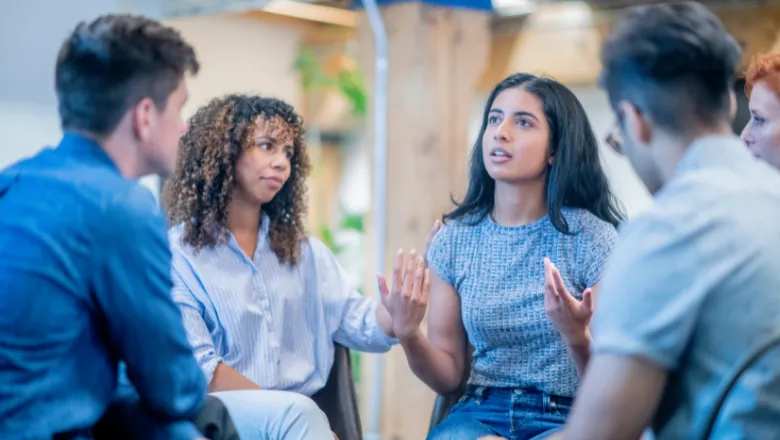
[302,235,339,267]
[435,215,486,246]
[99,183,168,245]
[562,208,618,242]
[168,223,190,255]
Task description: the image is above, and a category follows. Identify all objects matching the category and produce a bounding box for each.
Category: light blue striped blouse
[169,216,396,396]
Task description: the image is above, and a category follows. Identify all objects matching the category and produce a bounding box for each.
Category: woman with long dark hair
[383,73,624,439]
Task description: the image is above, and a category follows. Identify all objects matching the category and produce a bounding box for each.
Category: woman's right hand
[377,249,431,341]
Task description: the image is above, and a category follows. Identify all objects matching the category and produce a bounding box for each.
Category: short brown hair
[745,53,780,99]
[56,14,199,136]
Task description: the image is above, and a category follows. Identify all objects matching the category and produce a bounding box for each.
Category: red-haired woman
[741,53,780,169]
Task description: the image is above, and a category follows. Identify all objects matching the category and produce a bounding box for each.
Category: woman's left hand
[543,257,593,347]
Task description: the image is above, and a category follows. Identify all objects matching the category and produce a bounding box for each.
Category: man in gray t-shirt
[558,3,780,440]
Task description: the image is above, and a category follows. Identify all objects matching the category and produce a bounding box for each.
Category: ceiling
[161,0,780,19]
[319,0,780,11]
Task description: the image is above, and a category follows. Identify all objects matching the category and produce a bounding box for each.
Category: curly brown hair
[164,94,311,265]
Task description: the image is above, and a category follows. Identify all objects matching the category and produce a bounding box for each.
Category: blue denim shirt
[0,133,205,438]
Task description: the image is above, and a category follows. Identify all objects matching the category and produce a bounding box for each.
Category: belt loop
[543,392,551,412]
[475,386,486,404]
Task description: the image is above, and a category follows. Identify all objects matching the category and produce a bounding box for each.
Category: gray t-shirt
[593,135,780,439]
[428,208,617,397]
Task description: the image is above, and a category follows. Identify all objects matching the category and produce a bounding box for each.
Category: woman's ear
[548,155,555,166]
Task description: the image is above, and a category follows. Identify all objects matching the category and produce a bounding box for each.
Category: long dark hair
[444,73,624,233]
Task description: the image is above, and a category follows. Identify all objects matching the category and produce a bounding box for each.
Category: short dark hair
[600,2,741,134]
[55,14,199,136]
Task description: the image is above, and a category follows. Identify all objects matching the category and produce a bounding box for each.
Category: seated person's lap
[211,390,331,440]
[428,387,569,440]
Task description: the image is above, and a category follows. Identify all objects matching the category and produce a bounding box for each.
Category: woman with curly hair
[165,94,433,440]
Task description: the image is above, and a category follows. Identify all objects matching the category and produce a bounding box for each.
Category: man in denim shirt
[0,15,210,439]
[557,3,780,440]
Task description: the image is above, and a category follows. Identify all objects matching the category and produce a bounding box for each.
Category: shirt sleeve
[309,238,398,353]
[91,188,205,420]
[591,209,736,369]
[106,371,202,440]
[427,222,455,286]
[171,261,223,384]
[578,216,619,288]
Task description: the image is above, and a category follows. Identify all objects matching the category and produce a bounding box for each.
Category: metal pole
[360,0,388,438]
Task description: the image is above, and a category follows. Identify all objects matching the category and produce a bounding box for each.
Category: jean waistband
[464,385,574,405]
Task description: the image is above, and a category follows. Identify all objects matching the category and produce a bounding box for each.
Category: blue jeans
[212,390,332,440]
[428,386,572,440]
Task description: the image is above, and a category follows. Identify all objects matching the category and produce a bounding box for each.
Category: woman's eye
[488,115,500,124]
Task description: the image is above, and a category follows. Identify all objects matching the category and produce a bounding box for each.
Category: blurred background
[0,0,774,438]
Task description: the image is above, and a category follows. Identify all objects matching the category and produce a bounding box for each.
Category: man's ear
[131,97,156,142]
[618,100,653,146]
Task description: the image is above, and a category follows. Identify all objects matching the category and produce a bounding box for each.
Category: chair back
[699,330,780,440]
[312,343,363,440]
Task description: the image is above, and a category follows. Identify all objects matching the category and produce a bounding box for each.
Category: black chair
[699,330,780,440]
[428,346,473,433]
[93,395,240,440]
[312,343,363,440]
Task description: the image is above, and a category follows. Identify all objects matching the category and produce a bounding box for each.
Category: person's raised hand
[543,257,593,347]
[378,249,431,341]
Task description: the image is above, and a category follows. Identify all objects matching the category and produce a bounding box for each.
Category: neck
[492,178,548,226]
[84,129,148,179]
[227,193,262,237]
[656,121,734,184]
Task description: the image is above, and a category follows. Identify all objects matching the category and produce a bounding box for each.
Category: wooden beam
[239,0,357,27]
[357,3,490,439]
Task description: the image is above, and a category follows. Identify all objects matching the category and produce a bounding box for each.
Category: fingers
[411,255,425,302]
[543,258,560,300]
[401,249,417,297]
[392,249,404,292]
[422,268,431,305]
[377,274,389,297]
[582,287,594,313]
[551,264,568,296]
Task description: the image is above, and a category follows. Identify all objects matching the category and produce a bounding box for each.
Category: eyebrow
[489,108,540,122]
[254,135,275,143]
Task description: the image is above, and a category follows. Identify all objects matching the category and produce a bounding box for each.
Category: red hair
[745,53,780,98]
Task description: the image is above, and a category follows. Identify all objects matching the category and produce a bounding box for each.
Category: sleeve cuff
[592,333,677,370]
[200,355,223,384]
[370,303,399,352]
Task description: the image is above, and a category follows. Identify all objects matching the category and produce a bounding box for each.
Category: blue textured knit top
[427,208,617,397]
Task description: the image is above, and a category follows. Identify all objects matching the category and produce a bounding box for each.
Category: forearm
[209,363,262,393]
[399,330,464,395]
[564,328,592,376]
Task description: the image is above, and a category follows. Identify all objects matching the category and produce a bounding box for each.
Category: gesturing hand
[543,257,593,347]
[377,249,431,341]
